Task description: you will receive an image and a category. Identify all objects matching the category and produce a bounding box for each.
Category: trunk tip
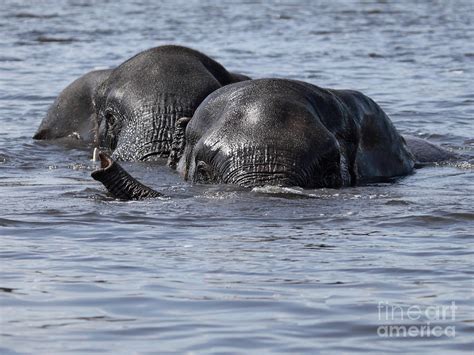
[97,151,112,169]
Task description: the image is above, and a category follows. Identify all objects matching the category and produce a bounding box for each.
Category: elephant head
[171,79,415,188]
[93,45,249,161]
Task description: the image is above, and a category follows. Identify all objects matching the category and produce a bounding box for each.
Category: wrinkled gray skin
[92,78,458,199]
[94,45,250,162]
[33,69,112,144]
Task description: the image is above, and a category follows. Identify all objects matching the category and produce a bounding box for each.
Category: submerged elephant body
[33,69,112,144]
[94,45,249,161]
[176,79,416,188]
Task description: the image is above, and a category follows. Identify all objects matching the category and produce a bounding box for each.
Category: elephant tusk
[92,147,100,161]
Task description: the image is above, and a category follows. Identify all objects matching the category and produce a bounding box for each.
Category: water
[1,0,473,353]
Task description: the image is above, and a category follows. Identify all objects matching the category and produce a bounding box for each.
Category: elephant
[91,78,459,200]
[33,69,112,144]
[93,45,250,162]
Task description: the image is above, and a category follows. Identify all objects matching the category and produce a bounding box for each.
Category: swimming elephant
[91,79,458,199]
[33,69,112,144]
[93,45,250,161]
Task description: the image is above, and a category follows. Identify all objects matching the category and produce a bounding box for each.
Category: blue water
[1,0,473,353]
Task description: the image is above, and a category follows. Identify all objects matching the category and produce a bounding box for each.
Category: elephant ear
[167,117,192,170]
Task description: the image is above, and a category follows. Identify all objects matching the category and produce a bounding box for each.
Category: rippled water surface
[1,0,473,353]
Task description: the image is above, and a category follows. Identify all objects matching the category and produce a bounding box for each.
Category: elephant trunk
[91,152,162,200]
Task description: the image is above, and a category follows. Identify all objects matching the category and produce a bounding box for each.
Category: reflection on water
[0,0,473,353]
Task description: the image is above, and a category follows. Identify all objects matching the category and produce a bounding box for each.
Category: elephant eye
[195,160,215,183]
[102,109,118,150]
[104,110,115,127]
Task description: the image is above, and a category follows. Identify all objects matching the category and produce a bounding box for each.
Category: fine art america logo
[377,301,457,338]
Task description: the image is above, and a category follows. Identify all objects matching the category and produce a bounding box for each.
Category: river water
[1,0,473,353]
